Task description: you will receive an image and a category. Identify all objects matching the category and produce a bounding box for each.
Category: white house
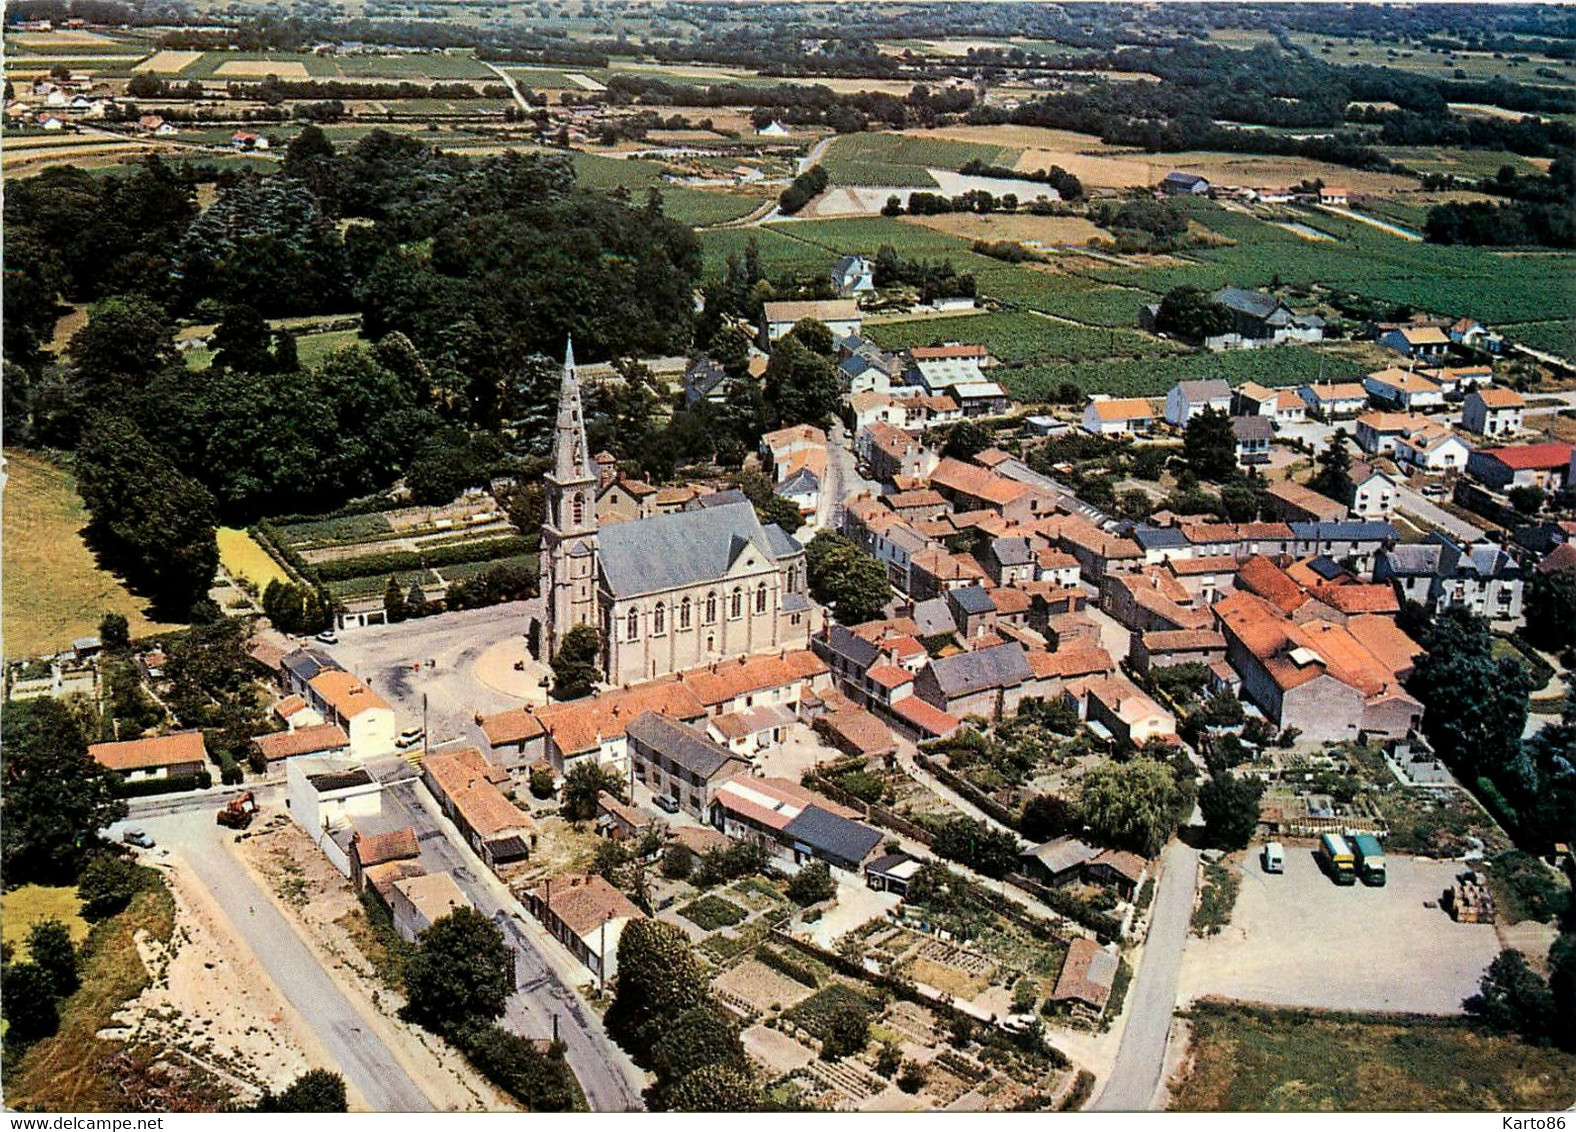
[760,299,861,346]
[1319,187,1349,206]
[1393,422,1472,473]
[757,120,790,137]
[849,391,913,433]
[1349,462,1399,521]
[389,872,472,943]
[1164,379,1232,427]
[830,254,876,296]
[1299,382,1369,420]
[1377,325,1450,359]
[1462,388,1524,438]
[1364,367,1446,411]
[306,670,397,757]
[286,756,387,876]
[1084,397,1155,436]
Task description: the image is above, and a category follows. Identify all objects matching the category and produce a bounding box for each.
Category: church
[539,342,813,686]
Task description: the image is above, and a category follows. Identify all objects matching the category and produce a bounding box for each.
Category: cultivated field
[213,59,312,79]
[2,449,182,659]
[900,211,1107,246]
[1171,1000,1576,1112]
[217,527,292,591]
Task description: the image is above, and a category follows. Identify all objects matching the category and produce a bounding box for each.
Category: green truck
[1318,833,1357,885]
[1351,833,1387,887]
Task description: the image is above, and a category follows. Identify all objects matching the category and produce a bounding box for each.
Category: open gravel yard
[1177,847,1500,1015]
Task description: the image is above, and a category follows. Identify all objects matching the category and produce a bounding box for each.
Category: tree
[661,1064,765,1112]
[1,699,127,885]
[383,575,406,623]
[405,579,428,620]
[69,295,179,397]
[661,843,694,880]
[787,317,835,358]
[550,624,602,701]
[606,919,711,1050]
[645,1005,750,1108]
[1078,758,1182,856]
[1464,949,1558,1045]
[1,962,61,1048]
[1308,430,1355,503]
[1508,485,1546,516]
[74,413,218,615]
[26,918,79,997]
[211,304,283,374]
[529,765,556,800]
[254,1070,349,1112]
[786,861,836,906]
[78,854,147,921]
[98,612,130,654]
[1154,286,1234,341]
[1197,772,1265,850]
[402,907,515,1034]
[940,419,993,460]
[1019,793,1080,843]
[737,469,803,536]
[805,531,890,625]
[1183,407,1236,482]
[932,816,1021,878]
[764,334,839,428]
[562,760,623,823]
[820,1001,870,1060]
[1411,608,1533,779]
[1523,568,1576,653]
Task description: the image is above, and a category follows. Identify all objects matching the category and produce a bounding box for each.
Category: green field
[150,48,494,81]
[698,225,837,279]
[1172,1001,1576,1112]
[867,310,1174,365]
[819,132,1022,187]
[1502,318,1576,360]
[1006,345,1364,401]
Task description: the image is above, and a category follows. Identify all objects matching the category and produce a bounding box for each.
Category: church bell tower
[539,338,600,662]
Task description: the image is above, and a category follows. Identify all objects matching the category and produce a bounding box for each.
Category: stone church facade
[540,342,812,686]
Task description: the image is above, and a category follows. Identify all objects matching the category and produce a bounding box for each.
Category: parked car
[1261,841,1284,874]
[653,794,680,814]
[396,727,425,749]
[122,828,155,849]
[316,630,340,645]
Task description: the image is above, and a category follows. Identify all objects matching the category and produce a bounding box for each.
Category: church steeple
[551,336,595,486]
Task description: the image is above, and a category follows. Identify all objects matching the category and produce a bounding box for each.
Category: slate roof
[1132,525,1189,551]
[761,522,802,559]
[781,805,883,864]
[912,597,957,637]
[778,466,820,496]
[950,585,997,616]
[825,624,881,669]
[925,641,1032,696]
[1213,286,1284,322]
[990,536,1036,567]
[598,501,777,598]
[282,646,341,686]
[1175,378,1231,403]
[1232,415,1275,443]
[625,711,743,781]
[1378,544,1443,576]
[1289,520,1397,542]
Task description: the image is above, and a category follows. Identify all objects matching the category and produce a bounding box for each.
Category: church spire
[551,336,594,485]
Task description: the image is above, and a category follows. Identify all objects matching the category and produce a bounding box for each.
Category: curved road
[1091,841,1198,1112]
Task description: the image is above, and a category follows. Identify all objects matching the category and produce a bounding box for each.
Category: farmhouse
[90,730,207,783]
[1161,171,1210,195]
[1377,324,1450,359]
[1461,388,1525,438]
[1466,443,1573,493]
[831,254,875,296]
[526,874,644,983]
[1164,379,1232,426]
[1083,397,1155,436]
[760,299,861,345]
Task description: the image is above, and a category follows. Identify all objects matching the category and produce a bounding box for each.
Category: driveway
[116,808,435,1113]
[1176,849,1499,1015]
[1091,841,1197,1113]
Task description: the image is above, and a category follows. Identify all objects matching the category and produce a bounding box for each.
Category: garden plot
[214,59,312,79]
[714,959,817,1014]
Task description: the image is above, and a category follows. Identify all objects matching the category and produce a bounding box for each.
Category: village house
[1377,324,1450,359]
[1262,479,1347,524]
[849,391,912,433]
[1164,379,1233,426]
[285,757,386,876]
[1083,396,1155,436]
[1466,443,1573,493]
[526,874,644,984]
[760,299,861,346]
[1286,520,1397,572]
[389,872,472,943]
[306,670,396,757]
[1355,411,1432,457]
[1209,287,1324,345]
[760,423,828,482]
[1299,382,1370,420]
[912,640,1035,719]
[708,775,882,872]
[625,710,751,819]
[683,355,734,406]
[1100,568,1213,634]
[858,422,940,484]
[1067,673,1176,745]
[1128,628,1229,675]
[1231,415,1274,468]
[349,827,420,896]
[1363,367,1446,411]
[250,723,351,767]
[1392,421,1473,474]
[830,254,876,296]
[1374,533,1525,620]
[949,380,1011,418]
[1234,382,1308,424]
[1461,388,1525,438]
[1050,938,1119,1016]
[422,747,534,868]
[89,730,207,783]
[1349,462,1399,521]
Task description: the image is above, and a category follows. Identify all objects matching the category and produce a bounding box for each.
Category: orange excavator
[216,791,258,830]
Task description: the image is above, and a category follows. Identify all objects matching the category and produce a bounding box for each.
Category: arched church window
[653,603,665,636]
[706,592,717,623]
[755,583,768,614]
[730,588,743,619]
[679,597,692,629]
[626,606,639,641]
[572,492,585,527]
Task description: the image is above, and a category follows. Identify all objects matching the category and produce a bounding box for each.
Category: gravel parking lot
[1176,846,1500,1014]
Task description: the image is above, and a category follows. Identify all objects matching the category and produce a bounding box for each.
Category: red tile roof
[1480,443,1572,471]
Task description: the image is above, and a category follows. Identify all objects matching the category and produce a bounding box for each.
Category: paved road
[1393,483,1485,542]
[481,60,533,115]
[330,600,539,751]
[122,809,435,1113]
[1091,841,1198,1112]
[373,768,647,1112]
[821,418,878,534]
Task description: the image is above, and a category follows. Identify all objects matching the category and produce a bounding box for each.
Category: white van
[1262,842,1285,874]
